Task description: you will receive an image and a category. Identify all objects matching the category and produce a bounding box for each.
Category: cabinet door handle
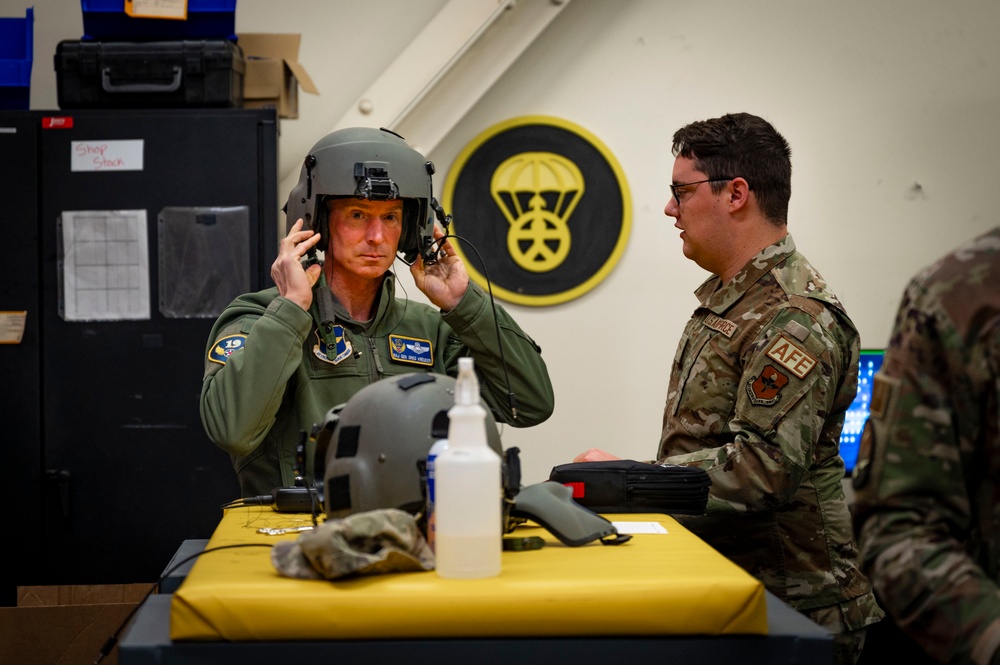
[45,468,72,519]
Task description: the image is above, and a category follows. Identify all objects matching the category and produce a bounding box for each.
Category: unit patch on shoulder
[868,373,897,420]
[765,334,818,379]
[209,334,247,365]
[746,364,790,406]
[388,334,433,366]
[313,326,353,365]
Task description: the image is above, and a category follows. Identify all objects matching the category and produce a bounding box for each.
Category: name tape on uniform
[703,314,738,338]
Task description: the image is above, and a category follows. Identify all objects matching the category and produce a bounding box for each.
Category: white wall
[19,0,1000,484]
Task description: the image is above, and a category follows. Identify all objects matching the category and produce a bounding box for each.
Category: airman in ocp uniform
[575,113,883,665]
[853,226,1000,665]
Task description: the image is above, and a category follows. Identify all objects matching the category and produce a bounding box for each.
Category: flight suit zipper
[367,336,383,379]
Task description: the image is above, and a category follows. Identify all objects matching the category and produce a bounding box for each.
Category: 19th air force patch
[208,334,246,364]
[443,116,631,306]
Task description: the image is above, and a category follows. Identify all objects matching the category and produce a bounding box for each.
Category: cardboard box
[238,33,318,119]
[0,584,153,665]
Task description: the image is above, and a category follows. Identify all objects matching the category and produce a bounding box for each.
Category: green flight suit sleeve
[441,282,554,427]
[200,295,313,457]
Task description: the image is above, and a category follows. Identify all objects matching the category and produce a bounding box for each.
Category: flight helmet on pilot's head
[285,127,436,264]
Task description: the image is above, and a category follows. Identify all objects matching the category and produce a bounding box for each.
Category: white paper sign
[71,140,144,172]
[60,210,151,321]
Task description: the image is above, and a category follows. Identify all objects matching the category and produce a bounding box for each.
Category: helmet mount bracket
[353,162,400,200]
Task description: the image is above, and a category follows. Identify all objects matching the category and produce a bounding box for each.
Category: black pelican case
[54,39,244,109]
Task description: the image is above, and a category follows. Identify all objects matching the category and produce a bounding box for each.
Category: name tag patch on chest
[389,334,433,366]
[765,335,818,379]
[208,334,247,365]
[703,314,738,338]
[313,326,353,365]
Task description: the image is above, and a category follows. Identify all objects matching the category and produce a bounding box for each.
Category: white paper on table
[612,521,669,535]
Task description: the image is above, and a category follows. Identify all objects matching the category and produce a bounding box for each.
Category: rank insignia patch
[746,365,790,406]
[313,326,353,365]
[389,334,433,366]
[209,334,247,365]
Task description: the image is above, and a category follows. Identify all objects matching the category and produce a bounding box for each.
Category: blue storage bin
[0,7,33,109]
[81,0,237,41]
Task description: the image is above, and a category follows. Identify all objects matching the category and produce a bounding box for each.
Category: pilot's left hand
[410,225,470,312]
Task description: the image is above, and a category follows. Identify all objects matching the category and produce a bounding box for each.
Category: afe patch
[389,334,433,366]
[208,334,247,365]
[765,335,818,379]
[746,364,790,406]
[313,326,353,365]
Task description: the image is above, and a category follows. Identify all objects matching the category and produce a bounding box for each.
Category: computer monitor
[839,349,885,475]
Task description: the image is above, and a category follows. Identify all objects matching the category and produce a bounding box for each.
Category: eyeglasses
[670,178,734,205]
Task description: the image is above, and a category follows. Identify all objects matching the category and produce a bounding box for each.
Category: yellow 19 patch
[765,335,818,379]
[208,334,247,365]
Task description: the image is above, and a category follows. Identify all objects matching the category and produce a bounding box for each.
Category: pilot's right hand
[271,218,323,311]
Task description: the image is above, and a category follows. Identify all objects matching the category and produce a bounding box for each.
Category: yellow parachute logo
[490,152,584,273]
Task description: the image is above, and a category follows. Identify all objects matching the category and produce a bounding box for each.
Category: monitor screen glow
[839,350,885,475]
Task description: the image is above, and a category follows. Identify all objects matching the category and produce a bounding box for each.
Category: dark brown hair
[672,112,792,225]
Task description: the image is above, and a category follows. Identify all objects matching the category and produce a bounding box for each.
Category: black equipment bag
[55,39,244,109]
[549,460,711,515]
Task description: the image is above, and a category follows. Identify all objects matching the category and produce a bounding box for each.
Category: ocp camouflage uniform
[852,226,1000,665]
[658,235,883,663]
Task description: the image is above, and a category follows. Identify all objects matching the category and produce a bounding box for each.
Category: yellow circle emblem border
[442,115,632,307]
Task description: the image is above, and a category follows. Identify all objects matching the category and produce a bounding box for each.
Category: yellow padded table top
[170,507,766,641]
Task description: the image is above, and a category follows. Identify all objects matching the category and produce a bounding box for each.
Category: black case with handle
[549,460,711,515]
[55,39,244,109]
